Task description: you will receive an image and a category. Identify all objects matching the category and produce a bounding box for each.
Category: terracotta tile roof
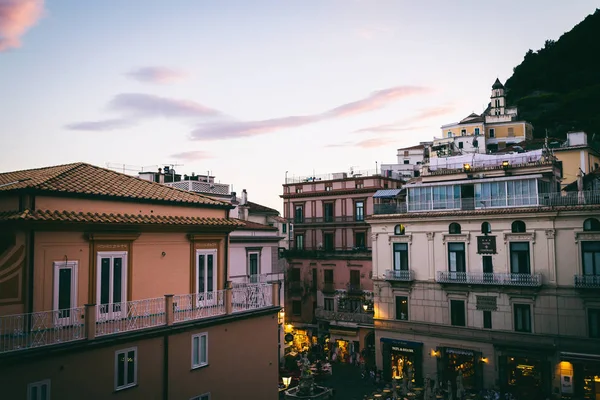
[0,162,229,207]
[246,201,279,214]
[0,209,244,227]
[235,219,279,231]
[398,144,425,151]
[269,215,288,223]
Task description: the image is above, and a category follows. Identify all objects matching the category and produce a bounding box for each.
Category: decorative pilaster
[427,232,435,280]
[371,233,379,279]
[545,229,557,283]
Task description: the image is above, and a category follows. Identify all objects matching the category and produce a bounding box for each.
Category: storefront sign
[446,348,474,357]
[477,236,496,254]
[561,374,573,394]
[391,346,415,353]
[476,296,498,311]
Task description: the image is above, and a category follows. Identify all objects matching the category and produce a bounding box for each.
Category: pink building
[281,169,403,362]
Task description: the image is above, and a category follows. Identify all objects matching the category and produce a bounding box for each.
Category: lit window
[394,224,405,235]
[115,347,137,390]
[192,333,208,369]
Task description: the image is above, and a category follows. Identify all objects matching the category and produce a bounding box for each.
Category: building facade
[368,153,600,400]
[381,144,430,180]
[281,169,403,362]
[0,163,280,400]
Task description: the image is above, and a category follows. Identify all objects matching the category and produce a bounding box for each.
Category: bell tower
[490,78,505,116]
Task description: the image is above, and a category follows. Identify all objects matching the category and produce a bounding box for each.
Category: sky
[1,0,598,213]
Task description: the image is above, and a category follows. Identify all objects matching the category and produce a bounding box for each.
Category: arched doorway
[364,331,375,367]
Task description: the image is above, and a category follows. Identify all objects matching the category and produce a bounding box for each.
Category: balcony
[315,307,373,325]
[436,271,542,287]
[347,283,363,295]
[321,282,337,294]
[384,269,414,282]
[285,169,401,184]
[287,281,305,296]
[0,283,276,355]
[292,216,366,225]
[230,272,284,287]
[282,247,372,260]
[574,275,600,288]
[374,190,600,215]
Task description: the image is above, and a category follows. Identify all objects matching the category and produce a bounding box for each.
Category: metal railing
[384,269,414,281]
[347,283,363,294]
[293,216,365,224]
[321,282,337,294]
[574,275,600,288]
[173,291,226,323]
[0,307,86,353]
[230,273,284,287]
[232,284,273,313]
[374,190,600,215]
[436,271,542,287]
[427,156,554,173]
[285,169,399,184]
[314,308,374,325]
[96,297,166,337]
[282,248,372,258]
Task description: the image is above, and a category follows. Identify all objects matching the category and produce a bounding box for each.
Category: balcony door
[248,252,259,283]
[196,249,217,306]
[97,252,128,320]
[53,261,78,326]
[448,243,466,279]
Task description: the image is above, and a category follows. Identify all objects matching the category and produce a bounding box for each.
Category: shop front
[329,328,360,363]
[497,346,552,399]
[559,352,600,400]
[437,347,483,394]
[381,338,423,385]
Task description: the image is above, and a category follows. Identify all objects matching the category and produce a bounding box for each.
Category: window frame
[114,346,138,391]
[354,231,367,249]
[97,251,128,320]
[588,308,600,338]
[323,202,335,222]
[584,218,600,232]
[393,243,409,271]
[323,232,334,251]
[27,379,51,400]
[481,222,491,234]
[295,233,304,250]
[247,251,260,282]
[483,310,492,329]
[450,299,466,327]
[53,260,78,326]
[191,332,209,369]
[449,222,461,234]
[489,128,495,138]
[513,303,532,333]
[509,242,531,274]
[511,220,526,233]
[395,296,409,321]
[582,241,600,276]
[394,224,405,235]
[294,204,304,223]
[448,242,466,274]
[324,298,334,311]
[354,200,365,221]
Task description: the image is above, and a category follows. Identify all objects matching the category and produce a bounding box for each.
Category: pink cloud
[170,150,213,161]
[0,0,44,51]
[65,118,136,131]
[108,93,220,118]
[191,85,430,140]
[126,67,189,84]
[354,104,456,134]
[326,137,390,149]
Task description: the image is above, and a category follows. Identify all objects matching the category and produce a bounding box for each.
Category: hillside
[505,8,600,140]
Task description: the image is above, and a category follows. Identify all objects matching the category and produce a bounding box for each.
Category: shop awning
[380,338,422,348]
[373,189,402,199]
[560,352,600,363]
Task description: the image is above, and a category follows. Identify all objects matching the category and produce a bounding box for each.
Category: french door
[97,252,128,319]
[53,261,78,326]
[196,249,217,306]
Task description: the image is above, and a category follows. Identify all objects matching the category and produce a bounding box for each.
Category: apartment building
[281,169,403,362]
[0,163,280,400]
[380,143,430,180]
[367,151,600,400]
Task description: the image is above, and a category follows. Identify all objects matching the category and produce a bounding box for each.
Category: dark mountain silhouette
[505,9,600,140]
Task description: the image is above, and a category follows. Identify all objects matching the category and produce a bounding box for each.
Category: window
[458,142,463,149]
[350,270,360,285]
[513,304,532,333]
[394,224,405,235]
[475,128,480,136]
[324,298,334,311]
[282,224,287,234]
[355,181,364,189]
[589,309,600,338]
[248,253,259,283]
[489,128,495,138]
[323,232,334,251]
[295,187,303,194]
[324,269,334,284]
[324,203,334,222]
[325,184,333,192]
[190,394,210,400]
[483,311,492,329]
[53,261,78,325]
[97,252,127,319]
[294,205,304,223]
[403,160,410,164]
[196,250,217,305]
[510,242,530,274]
[450,300,466,326]
[295,234,304,250]
[511,220,526,233]
[395,296,409,320]
[481,222,491,234]
[461,129,466,136]
[508,127,514,137]
[355,201,365,221]
[28,380,50,400]
[290,268,301,282]
[393,243,409,271]
[115,347,137,390]
[449,222,461,234]
[292,300,301,316]
[448,243,466,275]
[354,231,366,249]
[584,218,600,232]
[482,256,493,274]
[192,333,208,369]
[311,268,317,289]
[447,131,452,138]
[582,241,600,276]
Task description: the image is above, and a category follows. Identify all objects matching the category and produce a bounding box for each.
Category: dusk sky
[1,0,597,212]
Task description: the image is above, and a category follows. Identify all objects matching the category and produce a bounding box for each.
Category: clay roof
[236,219,278,231]
[269,215,288,223]
[0,209,244,227]
[0,162,229,207]
[398,144,425,151]
[459,113,484,124]
[246,201,279,214]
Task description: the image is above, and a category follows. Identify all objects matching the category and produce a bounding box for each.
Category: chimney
[241,189,248,205]
[158,168,164,184]
[231,192,237,203]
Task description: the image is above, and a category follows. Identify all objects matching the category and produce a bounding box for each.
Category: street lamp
[282,376,291,389]
[362,304,368,312]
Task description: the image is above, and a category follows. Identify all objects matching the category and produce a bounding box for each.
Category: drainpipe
[224,233,229,285]
[163,334,169,400]
[26,194,36,314]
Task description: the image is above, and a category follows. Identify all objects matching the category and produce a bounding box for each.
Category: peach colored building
[281,169,403,361]
[0,163,280,400]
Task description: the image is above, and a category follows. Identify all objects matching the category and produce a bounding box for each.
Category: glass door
[196,249,217,306]
[53,261,78,326]
[96,252,127,320]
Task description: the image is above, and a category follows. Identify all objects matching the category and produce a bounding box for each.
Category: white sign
[561,374,573,394]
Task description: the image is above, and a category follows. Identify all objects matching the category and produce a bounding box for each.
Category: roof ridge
[0,162,83,177]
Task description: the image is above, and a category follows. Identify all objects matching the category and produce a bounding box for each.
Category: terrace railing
[172,291,226,323]
[384,269,414,282]
[436,271,542,287]
[96,297,166,337]
[231,284,273,313]
[574,275,600,288]
[314,308,374,325]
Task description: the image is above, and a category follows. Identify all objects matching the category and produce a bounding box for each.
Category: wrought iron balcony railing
[314,307,374,325]
[436,271,542,287]
[282,247,371,259]
[384,269,414,282]
[321,282,337,294]
[347,283,363,294]
[292,216,367,225]
[574,275,600,288]
[230,272,284,287]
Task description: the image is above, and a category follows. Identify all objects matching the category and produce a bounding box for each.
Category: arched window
[394,224,405,235]
[481,222,491,234]
[449,223,461,234]
[511,221,526,233]
[583,218,600,232]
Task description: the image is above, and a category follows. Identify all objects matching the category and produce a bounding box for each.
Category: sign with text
[476,296,498,311]
[391,346,415,353]
[477,236,497,254]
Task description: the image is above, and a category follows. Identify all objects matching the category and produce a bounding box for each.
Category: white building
[381,144,429,180]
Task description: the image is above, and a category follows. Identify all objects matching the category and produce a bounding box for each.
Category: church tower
[490,78,505,115]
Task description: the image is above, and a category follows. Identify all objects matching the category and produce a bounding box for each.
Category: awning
[560,352,600,363]
[373,189,402,199]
